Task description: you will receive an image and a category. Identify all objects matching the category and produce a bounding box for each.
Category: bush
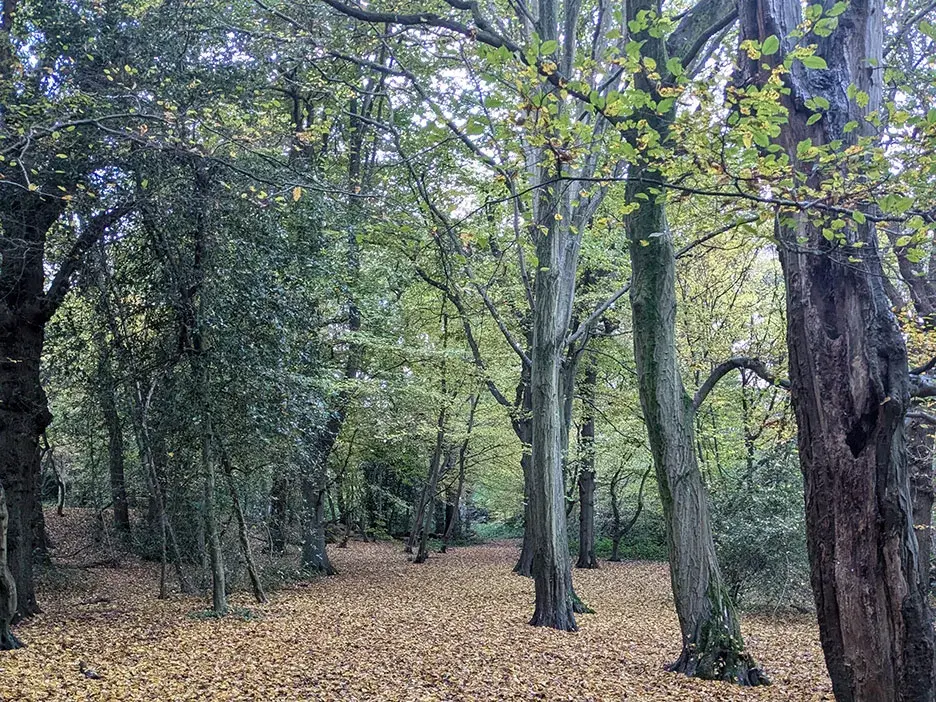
[711,448,812,613]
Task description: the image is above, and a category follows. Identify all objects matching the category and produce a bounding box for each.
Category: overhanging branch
[693,356,789,410]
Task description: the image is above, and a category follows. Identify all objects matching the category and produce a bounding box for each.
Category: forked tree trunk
[0,483,22,650]
[442,394,478,552]
[741,2,936,699]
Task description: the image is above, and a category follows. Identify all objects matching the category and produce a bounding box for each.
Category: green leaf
[851,210,866,225]
[806,113,822,125]
[762,35,780,55]
[540,40,558,55]
[801,55,828,70]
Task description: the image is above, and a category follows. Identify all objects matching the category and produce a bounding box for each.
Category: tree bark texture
[0,483,21,649]
[740,2,936,699]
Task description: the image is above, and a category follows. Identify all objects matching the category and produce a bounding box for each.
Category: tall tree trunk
[0,483,21,650]
[621,0,763,681]
[527,182,577,631]
[0,196,60,620]
[908,417,935,581]
[99,355,131,535]
[576,360,598,569]
[201,418,227,615]
[627,181,761,683]
[741,2,936,699]
[268,474,289,555]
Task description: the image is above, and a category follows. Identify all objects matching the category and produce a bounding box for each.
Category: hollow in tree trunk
[740,1,936,698]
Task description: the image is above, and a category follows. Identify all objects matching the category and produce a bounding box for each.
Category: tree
[739,1,936,698]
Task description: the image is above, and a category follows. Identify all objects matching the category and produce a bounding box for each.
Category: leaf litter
[0,516,831,701]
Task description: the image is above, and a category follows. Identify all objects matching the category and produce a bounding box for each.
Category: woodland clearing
[0,510,830,701]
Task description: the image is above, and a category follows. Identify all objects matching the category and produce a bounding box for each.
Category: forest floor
[1,510,832,701]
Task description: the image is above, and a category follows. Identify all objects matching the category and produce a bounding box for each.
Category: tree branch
[907,409,936,425]
[40,203,134,320]
[665,0,738,69]
[693,356,789,411]
[910,374,936,399]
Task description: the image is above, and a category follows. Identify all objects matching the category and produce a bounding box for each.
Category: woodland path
[0,512,830,701]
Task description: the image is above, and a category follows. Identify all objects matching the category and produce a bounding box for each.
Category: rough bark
[527,181,577,631]
[0,194,61,621]
[201,420,227,615]
[741,1,936,699]
[0,483,21,650]
[300,480,337,576]
[624,0,763,683]
[908,416,935,580]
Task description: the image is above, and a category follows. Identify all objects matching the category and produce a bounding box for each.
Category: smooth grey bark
[201,418,227,615]
[741,1,936,699]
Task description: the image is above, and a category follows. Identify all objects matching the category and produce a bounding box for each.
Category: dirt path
[0,538,830,701]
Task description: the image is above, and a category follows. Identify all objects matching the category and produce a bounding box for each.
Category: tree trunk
[576,360,598,569]
[99,357,131,535]
[513,425,534,577]
[219,445,266,604]
[908,417,935,582]
[621,0,763,680]
[442,394,478,552]
[741,2,936,699]
[527,183,577,631]
[0,312,48,622]
[201,421,227,615]
[269,474,289,555]
[627,177,762,682]
[300,481,337,576]
[0,483,22,650]
[576,469,598,569]
[0,190,62,622]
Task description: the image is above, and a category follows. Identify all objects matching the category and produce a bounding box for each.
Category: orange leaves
[1,529,831,700]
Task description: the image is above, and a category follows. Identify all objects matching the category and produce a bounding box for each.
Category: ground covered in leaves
[1,511,831,700]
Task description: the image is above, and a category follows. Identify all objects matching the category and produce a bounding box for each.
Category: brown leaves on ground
[1,534,831,701]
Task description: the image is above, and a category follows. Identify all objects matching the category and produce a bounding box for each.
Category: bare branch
[910,374,936,399]
[693,356,789,411]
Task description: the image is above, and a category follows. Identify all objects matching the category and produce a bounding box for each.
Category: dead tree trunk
[740,2,936,698]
